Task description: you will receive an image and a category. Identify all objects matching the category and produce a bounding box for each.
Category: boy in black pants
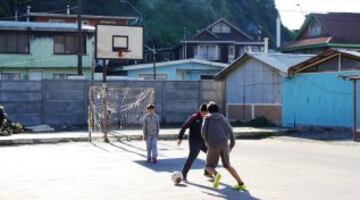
[177,104,212,181]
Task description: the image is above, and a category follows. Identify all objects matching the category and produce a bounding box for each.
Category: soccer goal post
[88,85,155,142]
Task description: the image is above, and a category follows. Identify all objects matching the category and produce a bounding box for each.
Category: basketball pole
[102,60,110,143]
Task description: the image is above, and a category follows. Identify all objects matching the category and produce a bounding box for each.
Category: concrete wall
[0,80,224,128]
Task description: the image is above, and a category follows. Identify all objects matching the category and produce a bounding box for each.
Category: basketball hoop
[117,50,126,58]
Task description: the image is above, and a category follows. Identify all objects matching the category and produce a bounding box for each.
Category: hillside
[0,0,294,48]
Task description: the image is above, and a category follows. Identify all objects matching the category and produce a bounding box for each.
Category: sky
[275,0,360,30]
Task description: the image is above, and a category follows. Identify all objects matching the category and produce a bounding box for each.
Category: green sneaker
[232,184,247,191]
[213,173,222,189]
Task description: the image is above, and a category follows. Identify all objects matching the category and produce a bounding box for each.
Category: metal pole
[353,80,357,141]
[77,0,83,75]
[153,44,156,80]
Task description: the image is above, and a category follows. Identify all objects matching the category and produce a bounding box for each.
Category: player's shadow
[134,158,206,172]
[186,181,261,200]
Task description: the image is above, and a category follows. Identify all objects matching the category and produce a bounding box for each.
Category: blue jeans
[146,135,158,159]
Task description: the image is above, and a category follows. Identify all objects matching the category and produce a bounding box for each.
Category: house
[281,12,360,54]
[0,21,94,80]
[119,59,227,80]
[27,3,139,25]
[28,11,136,26]
[283,49,360,128]
[215,52,313,124]
[177,18,267,64]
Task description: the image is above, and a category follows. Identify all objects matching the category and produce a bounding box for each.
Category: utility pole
[77,0,83,75]
[153,44,156,80]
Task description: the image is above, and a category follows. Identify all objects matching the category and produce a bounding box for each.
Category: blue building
[120,59,227,80]
[282,49,360,128]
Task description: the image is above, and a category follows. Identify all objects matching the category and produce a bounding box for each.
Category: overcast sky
[275,0,360,30]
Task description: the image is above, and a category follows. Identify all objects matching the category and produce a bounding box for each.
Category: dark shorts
[206,141,231,168]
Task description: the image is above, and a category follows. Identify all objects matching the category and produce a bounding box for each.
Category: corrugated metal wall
[225,58,283,104]
[282,72,356,128]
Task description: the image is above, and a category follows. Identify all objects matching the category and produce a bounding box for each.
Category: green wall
[0,32,94,79]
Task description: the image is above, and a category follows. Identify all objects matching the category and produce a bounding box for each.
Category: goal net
[88,85,155,142]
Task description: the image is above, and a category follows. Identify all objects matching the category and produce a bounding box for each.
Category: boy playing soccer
[143,104,160,163]
[201,102,246,191]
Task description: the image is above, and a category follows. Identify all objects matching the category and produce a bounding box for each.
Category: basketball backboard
[96,24,143,60]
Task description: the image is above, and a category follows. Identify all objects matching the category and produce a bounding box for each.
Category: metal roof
[215,52,314,80]
[0,20,95,32]
[29,12,138,20]
[122,59,227,71]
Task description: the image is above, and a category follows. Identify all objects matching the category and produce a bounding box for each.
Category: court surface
[0,137,359,200]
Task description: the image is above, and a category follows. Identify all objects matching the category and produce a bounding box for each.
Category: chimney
[66,5,70,15]
[26,5,31,22]
[276,14,281,48]
[264,37,269,54]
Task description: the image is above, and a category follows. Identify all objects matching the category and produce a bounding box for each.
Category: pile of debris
[0,106,24,136]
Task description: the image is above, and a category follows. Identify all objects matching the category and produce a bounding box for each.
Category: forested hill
[0,0,293,47]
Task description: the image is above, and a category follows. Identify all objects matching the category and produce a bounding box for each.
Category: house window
[0,32,29,54]
[138,74,168,80]
[342,56,360,71]
[309,21,321,37]
[54,35,86,55]
[49,19,65,23]
[228,45,235,63]
[99,20,116,25]
[302,57,339,73]
[211,22,231,33]
[0,73,21,80]
[52,74,76,80]
[200,74,214,80]
[145,53,152,63]
[194,44,220,60]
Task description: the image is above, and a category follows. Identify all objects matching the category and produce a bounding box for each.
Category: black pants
[182,139,207,178]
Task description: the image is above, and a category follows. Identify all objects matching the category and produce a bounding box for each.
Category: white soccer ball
[171,171,183,184]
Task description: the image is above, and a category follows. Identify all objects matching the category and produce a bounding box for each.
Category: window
[99,20,116,25]
[145,53,152,63]
[49,19,65,23]
[0,32,29,54]
[341,56,360,71]
[0,73,21,80]
[228,45,235,63]
[200,75,214,80]
[302,57,339,73]
[309,21,321,37]
[212,22,231,33]
[52,74,76,80]
[194,44,220,60]
[54,35,86,55]
[138,74,168,80]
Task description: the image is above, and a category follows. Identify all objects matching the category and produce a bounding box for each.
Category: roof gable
[215,52,314,80]
[193,30,219,40]
[184,18,255,42]
[296,13,360,43]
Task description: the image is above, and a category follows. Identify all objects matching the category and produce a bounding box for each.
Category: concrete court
[0,138,359,200]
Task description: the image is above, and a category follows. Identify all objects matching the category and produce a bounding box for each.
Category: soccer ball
[171,171,183,184]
